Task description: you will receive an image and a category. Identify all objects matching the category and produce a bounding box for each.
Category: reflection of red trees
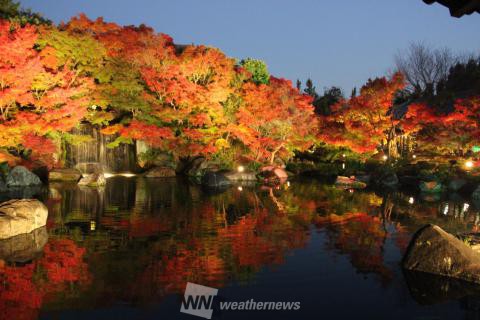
[314,212,393,284]
[99,215,170,238]
[0,239,90,320]
[130,205,311,300]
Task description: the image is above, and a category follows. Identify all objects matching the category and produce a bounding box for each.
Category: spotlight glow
[237,166,245,173]
[237,186,243,191]
[382,155,388,161]
[103,173,115,178]
[408,197,414,204]
[412,154,417,159]
[465,161,474,169]
[119,173,136,177]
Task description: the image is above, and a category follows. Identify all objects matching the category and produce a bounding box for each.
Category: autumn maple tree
[318,72,405,156]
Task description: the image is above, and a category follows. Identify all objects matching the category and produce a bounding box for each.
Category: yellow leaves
[214,138,230,149]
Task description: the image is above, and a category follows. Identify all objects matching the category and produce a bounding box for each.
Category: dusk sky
[22,0,480,94]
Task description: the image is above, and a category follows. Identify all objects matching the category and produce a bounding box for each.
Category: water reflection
[1,177,480,318]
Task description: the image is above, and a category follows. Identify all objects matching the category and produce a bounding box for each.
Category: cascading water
[66,123,138,174]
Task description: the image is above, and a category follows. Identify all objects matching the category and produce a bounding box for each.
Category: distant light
[443,204,449,215]
[342,163,346,169]
[412,154,417,159]
[237,186,243,191]
[463,203,470,213]
[348,189,354,193]
[90,220,96,231]
[237,166,245,173]
[287,181,290,187]
[342,154,346,158]
[465,161,474,169]
[408,197,414,204]
[382,155,388,161]
[119,173,136,177]
[104,173,115,178]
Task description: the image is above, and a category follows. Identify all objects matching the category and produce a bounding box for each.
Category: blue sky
[22,0,480,94]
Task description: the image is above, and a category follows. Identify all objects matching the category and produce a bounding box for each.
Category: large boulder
[6,166,42,187]
[0,199,48,240]
[379,173,399,188]
[0,226,48,262]
[419,180,443,193]
[145,166,176,178]
[48,168,82,182]
[224,171,257,182]
[260,166,288,179]
[78,173,106,187]
[335,176,367,189]
[259,166,288,185]
[201,171,231,188]
[472,186,480,200]
[449,178,467,192]
[403,224,480,284]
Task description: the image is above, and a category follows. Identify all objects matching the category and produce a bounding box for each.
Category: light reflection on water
[1,177,480,319]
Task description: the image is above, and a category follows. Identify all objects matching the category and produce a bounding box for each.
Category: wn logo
[180,282,218,319]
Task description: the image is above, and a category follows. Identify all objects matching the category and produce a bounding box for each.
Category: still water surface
[1,176,480,320]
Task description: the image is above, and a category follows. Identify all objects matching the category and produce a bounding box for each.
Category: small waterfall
[66,123,138,173]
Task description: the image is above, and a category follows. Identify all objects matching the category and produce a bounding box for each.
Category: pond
[1,176,480,320]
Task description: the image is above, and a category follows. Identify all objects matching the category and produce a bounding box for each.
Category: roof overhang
[423,0,480,17]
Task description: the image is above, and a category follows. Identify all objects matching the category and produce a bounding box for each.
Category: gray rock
[224,171,257,182]
[0,179,7,192]
[403,224,480,284]
[449,178,467,192]
[6,166,42,187]
[78,173,106,187]
[472,186,480,200]
[0,226,48,263]
[380,173,399,187]
[48,168,82,182]
[0,199,48,240]
[145,166,176,178]
[201,171,231,188]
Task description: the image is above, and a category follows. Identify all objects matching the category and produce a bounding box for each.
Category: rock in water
[0,199,48,240]
[380,173,399,187]
[335,176,367,189]
[48,168,83,182]
[201,171,231,188]
[419,181,443,193]
[223,171,257,182]
[403,224,480,284]
[6,166,42,187]
[0,226,48,262]
[78,173,106,187]
[145,167,176,178]
[448,178,466,192]
[472,186,480,200]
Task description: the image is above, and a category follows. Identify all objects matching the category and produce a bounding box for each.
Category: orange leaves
[317,72,406,154]
[237,77,317,163]
[119,120,173,147]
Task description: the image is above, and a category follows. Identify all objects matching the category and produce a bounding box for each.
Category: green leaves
[240,58,270,85]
